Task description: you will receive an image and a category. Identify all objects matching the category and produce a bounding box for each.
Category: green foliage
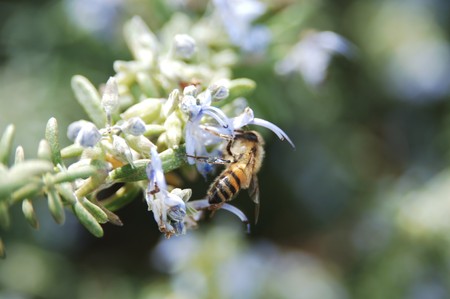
[1,0,450,298]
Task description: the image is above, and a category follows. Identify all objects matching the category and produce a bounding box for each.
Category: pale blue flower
[204,107,295,148]
[63,0,123,40]
[67,120,101,148]
[213,0,271,53]
[146,147,168,195]
[172,34,197,59]
[275,31,355,86]
[146,147,190,237]
[231,107,295,148]
[180,87,233,168]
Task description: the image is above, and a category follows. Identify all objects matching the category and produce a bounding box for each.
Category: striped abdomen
[208,164,248,205]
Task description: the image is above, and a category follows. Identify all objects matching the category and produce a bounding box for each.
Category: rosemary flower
[67,120,101,148]
[180,85,233,175]
[213,0,270,53]
[146,147,192,237]
[275,31,355,86]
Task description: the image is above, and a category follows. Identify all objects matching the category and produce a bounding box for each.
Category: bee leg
[186,154,231,165]
[249,175,260,224]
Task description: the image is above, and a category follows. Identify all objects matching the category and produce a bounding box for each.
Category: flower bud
[209,81,229,100]
[162,89,180,117]
[183,85,198,97]
[112,135,135,166]
[122,117,146,136]
[68,121,101,148]
[125,135,153,156]
[76,123,101,148]
[173,34,197,59]
[101,77,119,121]
[180,95,201,119]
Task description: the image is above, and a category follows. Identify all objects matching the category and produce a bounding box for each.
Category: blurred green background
[2,0,450,298]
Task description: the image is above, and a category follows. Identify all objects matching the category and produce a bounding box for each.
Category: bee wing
[248,175,260,224]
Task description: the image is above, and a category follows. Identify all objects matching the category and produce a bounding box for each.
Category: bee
[189,130,265,222]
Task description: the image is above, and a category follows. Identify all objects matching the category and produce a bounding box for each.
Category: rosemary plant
[0,11,294,256]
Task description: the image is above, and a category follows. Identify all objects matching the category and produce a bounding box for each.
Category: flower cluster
[1,0,327,241]
[57,14,294,237]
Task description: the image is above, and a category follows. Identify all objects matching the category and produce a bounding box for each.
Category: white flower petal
[202,106,233,133]
[251,117,295,148]
[232,106,254,129]
[146,147,168,192]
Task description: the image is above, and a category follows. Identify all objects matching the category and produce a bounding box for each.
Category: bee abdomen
[208,169,242,204]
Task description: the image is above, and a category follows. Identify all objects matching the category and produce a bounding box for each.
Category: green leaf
[37,139,52,162]
[0,124,15,166]
[49,165,97,185]
[136,71,159,97]
[81,198,108,224]
[0,160,54,199]
[123,16,159,63]
[47,188,65,225]
[228,78,256,99]
[160,146,187,173]
[107,159,148,182]
[73,201,104,237]
[11,182,43,204]
[55,183,77,205]
[61,144,84,159]
[143,124,165,137]
[74,160,109,198]
[0,201,10,229]
[101,183,140,212]
[45,118,63,166]
[120,98,162,123]
[71,75,107,128]
[108,145,186,182]
[22,199,39,229]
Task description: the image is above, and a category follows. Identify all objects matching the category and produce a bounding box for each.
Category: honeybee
[189,130,265,222]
